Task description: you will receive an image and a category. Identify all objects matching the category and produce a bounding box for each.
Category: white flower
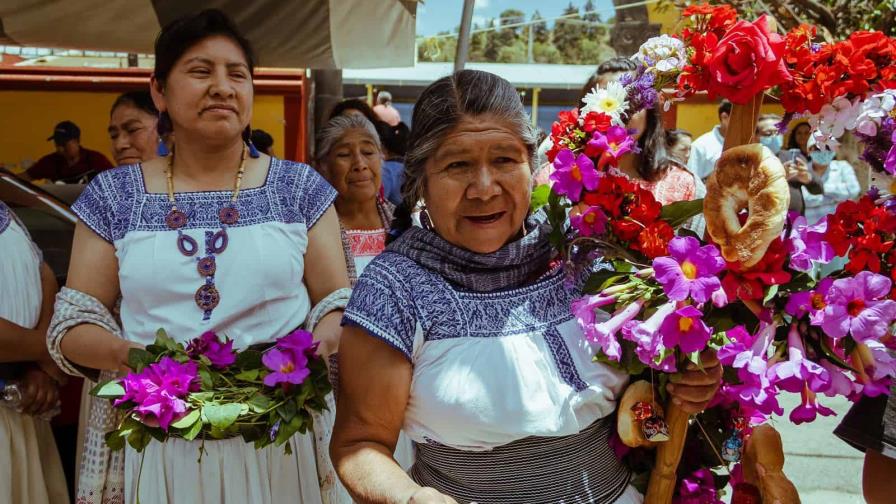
[635,35,686,75]
[855,90,896,137]
[809,96,862,150]
[581,81,629,125]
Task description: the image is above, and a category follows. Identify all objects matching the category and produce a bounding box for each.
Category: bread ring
[743,424,800,504]
[617,380,663,448]
[703,144,790,267]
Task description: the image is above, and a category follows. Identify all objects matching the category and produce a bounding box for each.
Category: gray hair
[402,70,537,208]
[314,114,381,164]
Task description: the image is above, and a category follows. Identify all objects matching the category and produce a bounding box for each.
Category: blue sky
[416,0,616,36]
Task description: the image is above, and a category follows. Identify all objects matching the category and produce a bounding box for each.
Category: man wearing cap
[23,121,113,183]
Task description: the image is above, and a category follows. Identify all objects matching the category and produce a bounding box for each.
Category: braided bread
[703,144,790,267]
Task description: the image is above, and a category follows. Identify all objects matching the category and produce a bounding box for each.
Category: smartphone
[783,148,802,163]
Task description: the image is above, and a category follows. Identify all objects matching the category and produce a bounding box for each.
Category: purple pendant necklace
[164,145,247,322]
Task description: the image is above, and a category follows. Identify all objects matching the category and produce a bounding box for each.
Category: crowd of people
[0,8,890,504]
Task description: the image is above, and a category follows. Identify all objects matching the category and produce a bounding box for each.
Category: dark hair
[787,122,811,153]
[250,129,274,154]
[389,70,537,242]
[153,9,255,137]
[633,103,671,182]
[111,90,158,118]
[665,128,692,148]
[579,57,637,103]
[377,121,410,158]
[718,99,732,117]
[329,99,382,127]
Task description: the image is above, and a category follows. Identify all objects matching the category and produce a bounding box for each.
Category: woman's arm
[58,222,133,373]
[331,326,455,504]
[0,262,59,363]
[303,206,351,356]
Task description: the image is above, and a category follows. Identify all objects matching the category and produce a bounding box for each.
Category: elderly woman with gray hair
[330,70,721,504]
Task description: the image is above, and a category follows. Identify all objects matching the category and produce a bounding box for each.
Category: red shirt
[26,147,113,183]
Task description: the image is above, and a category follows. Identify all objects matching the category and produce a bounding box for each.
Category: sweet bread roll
[617,380,662,448]
[743,424,800,504]
[704,144,790,267]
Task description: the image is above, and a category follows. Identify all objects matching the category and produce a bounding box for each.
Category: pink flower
[549,148,599,202]
[717,323,783,417]
[785,278,834,325]
[790,385,836,425]
[570,206,608,237]
[276,329,316,359]
[622,301,678,372]
[819,361,862,400]
[672,468,723,504]
[586,300,645,361]
[787,214,836,272]
[585,126,635,168]
[659,305,712,354]
[262,348,310,387]
[186,331,236,369]
[767,324,831,394]
[653,237,726,303]
[115,356,199,431]
[819,271,896,342]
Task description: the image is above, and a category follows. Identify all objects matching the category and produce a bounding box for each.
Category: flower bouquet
[537,4,896,502]
[90,329,331,454]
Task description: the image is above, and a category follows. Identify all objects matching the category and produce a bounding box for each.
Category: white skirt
[125,430,324,504]
[0,407,69,504]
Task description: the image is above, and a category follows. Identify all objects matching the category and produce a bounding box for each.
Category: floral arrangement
[536,4,896,501]
[91,329,330,453]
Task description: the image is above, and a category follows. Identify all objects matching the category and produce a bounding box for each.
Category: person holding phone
[757,115,822,215]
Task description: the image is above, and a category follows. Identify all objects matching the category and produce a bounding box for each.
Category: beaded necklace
[164,145,248,321]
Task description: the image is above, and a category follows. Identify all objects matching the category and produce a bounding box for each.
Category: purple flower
[672,468,723,504]
[262,348,310,387]
[785,278,834,324]
[819,271,896,342]
[787,214,836,271]
[549,148,599,202]
[652,237,725,303]
[767,324,832,394]
[717,326,755,366]
[187,331,236,369]
[659,305,712,354]
[115,356,199,431]
[819,361,862,400]
[586,126,635,166]
[718,323,783,417]
[886,129,896,175]
[790,386,836,425]
[277,329,316,359]
[572,293,617,330]
[856,341,896,397]
[585,300,645,361]
[622,301,678,372]
[570,206,608,237]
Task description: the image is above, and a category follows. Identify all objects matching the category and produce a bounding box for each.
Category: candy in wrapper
[731,416,748,432]
[722,434,743,462]
[631,401,654,421]
[642,415,670,442]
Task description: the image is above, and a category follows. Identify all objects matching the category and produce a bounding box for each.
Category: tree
[483,19,500,61]
[531,10,550,44]
[533,41,563,64]
[497,9,524,47]
[553,3,585,62]
[497,40,528,63]
[582,0,604,39]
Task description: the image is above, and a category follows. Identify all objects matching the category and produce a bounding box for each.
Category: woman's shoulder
[268,158,337,226]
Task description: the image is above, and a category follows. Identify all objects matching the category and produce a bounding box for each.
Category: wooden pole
[644,402,690,504]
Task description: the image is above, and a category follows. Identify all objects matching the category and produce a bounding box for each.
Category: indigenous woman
[107,90,162,166]
[0,201,68,504]
[48,10,349,504]
[330,70,722,503]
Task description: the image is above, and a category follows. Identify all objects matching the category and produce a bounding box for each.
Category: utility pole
[454,0,475,72]
[527,23,534,63]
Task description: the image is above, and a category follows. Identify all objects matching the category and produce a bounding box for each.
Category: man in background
[23,121,113,183]
[250,129,275,156]
[373,91,401,126]
[687,100,731,181]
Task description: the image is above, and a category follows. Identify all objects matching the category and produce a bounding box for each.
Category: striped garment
[409,418,630,504]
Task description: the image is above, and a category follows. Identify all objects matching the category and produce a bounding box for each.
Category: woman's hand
[407,488,459,504]
[18,367,59,416]
[666,349,722,414]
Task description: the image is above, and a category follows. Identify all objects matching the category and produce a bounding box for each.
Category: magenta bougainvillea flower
[571,206,608,237]
[276,329,316,359]
[653,237,726,303]
[262,348,310,387]
[818,271,896,342]
[586,126,635,167]
[659,305,712,353]
[115,356,200,431]
[768,324,832,394]
[549,148,599,201]
[787,214,835,271]
[186,331,236,369]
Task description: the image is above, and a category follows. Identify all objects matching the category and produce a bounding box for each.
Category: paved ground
[752,394,865,503]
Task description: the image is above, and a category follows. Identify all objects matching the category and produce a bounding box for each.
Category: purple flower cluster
[115,357,200,431]
[262,329,316,387]
[857,116,896,174]
[620,64,659,117]
[186,331,236,369]
[786,214,835,272]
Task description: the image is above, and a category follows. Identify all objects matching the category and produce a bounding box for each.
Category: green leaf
[277,400,297,422]
[660,198,704,228]
[235,369,260,382]
[199,369,215,389]
[183,417,204,441]
[582,271,627,295]
[90,380,125,399]
[612,260,634,273]
[248,394,273,413]
[155,328,180,351]
[170,409,201,430]
[235,350,263,370]
[127,348,154,372]
[763,284,780,306]
[530,184,552,212]
[105,430,126,451]
[126,428,152,452]
[203,403,244,430]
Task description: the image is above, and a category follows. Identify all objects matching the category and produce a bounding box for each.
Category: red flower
[846,232,893,274]
[635,221,674,259]
[582,111,612,134]
[721,237,792,302]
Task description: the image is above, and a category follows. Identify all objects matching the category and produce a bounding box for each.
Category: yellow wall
[0,91,285,172]
[676,102,785,138]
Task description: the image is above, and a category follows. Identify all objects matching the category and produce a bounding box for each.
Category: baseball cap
[47,121,81,145]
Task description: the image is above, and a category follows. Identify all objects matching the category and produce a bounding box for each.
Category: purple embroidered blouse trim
[165,146,248,321]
